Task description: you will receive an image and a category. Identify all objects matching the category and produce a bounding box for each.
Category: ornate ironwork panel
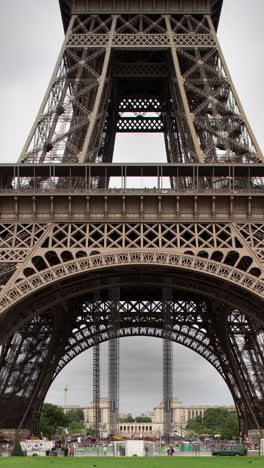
[0,0,263,441]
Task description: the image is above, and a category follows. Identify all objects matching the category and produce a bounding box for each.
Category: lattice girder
[1,217,264,380]
[18,12,263,165]
[1,0,264,440]
[1,222,263,296]
[0,300,81,432]
[0,257,263,435]
[1,292,263,432]
[0,314,54,428]
[92,291,101,438]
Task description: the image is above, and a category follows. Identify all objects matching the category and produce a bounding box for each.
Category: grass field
[0,457,263,468]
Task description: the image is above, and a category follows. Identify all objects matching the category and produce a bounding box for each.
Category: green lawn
[0,457,263,468]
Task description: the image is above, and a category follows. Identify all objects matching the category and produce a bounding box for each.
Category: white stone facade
[119,421,162,438]
[61,397,235,437]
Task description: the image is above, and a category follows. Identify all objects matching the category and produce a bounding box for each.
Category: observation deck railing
[0,163,263,195]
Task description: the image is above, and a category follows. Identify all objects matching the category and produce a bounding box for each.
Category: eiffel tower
[0,0,264,442]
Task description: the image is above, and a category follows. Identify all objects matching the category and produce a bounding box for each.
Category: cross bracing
[0,293,263,433]
[0,222,264,288]
[18,12,263,166]
[0,0,264,443]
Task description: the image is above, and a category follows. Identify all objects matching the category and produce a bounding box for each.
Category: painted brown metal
[0,0,263,441]
[18,6,263,166]
[59,0,223,31]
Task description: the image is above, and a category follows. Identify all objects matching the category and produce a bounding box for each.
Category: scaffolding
[163,288,173,443]
[108,288,120,436]
[92,292,101,438]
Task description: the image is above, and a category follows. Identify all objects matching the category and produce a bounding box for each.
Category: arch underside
[0,264,264,434]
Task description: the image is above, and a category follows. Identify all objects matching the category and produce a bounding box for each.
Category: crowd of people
[0,436,261,457]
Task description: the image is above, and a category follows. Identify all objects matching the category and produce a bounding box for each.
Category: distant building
[119,412,129,420]
[62,398,110,437]
[63,405,82,413]
[82,397,110,432]
[152,398,235,437]
[61,397,235,438]
[119,420,160,438]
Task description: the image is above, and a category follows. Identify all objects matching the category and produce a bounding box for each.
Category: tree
[39,416,55,439]
[40,403,69,438]
[86,427,96,436]
[220,412,239,439]
[66,408,84,423]
[186,408,239,439]
[12,440,24,457]
[120,415,135,422]
[202,408,230,434]
[135,416,152,423]
[67,420,86,435]
[119,415,152,423]
[186,415,204,434]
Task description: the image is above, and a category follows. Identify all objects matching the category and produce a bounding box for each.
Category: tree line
[40,403,91,438]
[40,404,239,440]
[186,408,239,439]
[119,416,152,423]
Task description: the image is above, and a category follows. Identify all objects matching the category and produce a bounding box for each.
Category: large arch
[0,251,264,343]
[0,258,263,437]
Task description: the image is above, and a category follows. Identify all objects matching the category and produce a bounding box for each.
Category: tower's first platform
[59,0,223,31]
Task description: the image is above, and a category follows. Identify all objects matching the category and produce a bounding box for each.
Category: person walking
[167,446,174,456]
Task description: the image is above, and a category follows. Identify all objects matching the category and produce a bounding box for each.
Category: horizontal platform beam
[66,33,216,48]
[1,163,264,178]
[59,1,223,32]
[0,193,262,223]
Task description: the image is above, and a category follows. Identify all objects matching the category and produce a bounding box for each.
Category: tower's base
[248,429,264,444]
[0,428,30,441]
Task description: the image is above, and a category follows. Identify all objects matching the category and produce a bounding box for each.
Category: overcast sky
[0,1,263,414]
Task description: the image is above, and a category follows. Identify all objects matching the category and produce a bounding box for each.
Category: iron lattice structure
[163,288,173,443]
[108,287,120,437]
[92,291,101,438]
[0,0,264,439]
[18,1,262,167]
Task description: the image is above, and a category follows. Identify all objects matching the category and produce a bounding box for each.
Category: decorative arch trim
[0,250,264,314]
[54,325,223,382]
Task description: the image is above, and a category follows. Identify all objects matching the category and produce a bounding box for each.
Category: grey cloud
[46,338,233,414]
